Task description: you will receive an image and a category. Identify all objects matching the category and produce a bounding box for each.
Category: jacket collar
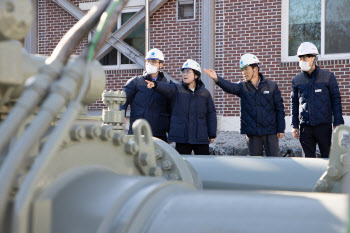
[181,79,204,93]
[246,73,266,88]
[303,66,319,79]
[144,71,166,82]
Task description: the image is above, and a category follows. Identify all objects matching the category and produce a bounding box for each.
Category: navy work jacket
[154,80,217,144]
[216,73,285,136]
[291,66,344,128]
[121,72,171,138]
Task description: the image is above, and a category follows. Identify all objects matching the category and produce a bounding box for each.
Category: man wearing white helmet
[291,42,344,158]
[204,54,285,157]
[145,59,217,155]
[121,48,171,142]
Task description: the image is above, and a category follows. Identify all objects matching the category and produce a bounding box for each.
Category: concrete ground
[210,131,350,157]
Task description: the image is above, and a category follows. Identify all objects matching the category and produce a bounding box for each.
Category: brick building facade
[29,0,350,131]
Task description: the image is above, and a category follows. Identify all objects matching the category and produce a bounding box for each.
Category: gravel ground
[210,131,350,157]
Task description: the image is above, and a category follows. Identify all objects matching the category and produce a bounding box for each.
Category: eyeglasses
[146,60,160,65]
[298,55,314,60]
[181,69,193,74]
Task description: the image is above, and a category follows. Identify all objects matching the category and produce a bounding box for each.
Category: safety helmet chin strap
[311,56,317,69]
[246,66,258,82]
[248,70,255,82]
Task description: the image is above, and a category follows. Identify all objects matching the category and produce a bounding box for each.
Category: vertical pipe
[201,0,215,96]
[145,0,150,54]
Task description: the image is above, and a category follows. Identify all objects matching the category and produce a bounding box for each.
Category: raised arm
[204,69,241,96]
[145,80,177,100]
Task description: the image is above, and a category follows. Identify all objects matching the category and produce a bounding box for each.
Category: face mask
[146,64,158,74]
[299,61,311,72]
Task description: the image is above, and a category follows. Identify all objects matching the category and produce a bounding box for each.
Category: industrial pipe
[31,168,347,233]
[183,155,328,192]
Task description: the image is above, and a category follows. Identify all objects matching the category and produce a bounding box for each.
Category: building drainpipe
[145,0,150,54]
[201,0,215,97]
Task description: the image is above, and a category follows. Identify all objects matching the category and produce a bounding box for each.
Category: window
[177,0,195,21]
[282,0,350,61]
[99,10,145,68]
[80,1,145,69]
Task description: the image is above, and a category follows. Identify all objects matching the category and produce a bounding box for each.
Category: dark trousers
[299,124,332,158]
[175,143,210,155]
[246,134,279,156]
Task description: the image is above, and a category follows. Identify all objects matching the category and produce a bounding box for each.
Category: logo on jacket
[315,89,322,92]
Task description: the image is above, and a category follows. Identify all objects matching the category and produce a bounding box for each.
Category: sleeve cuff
[152,81,158,89]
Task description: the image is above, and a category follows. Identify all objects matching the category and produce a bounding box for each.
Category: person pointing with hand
[146,59,217,155]
[204,54,285,157]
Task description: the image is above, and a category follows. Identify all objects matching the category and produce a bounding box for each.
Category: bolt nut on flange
[169,174,180,180]
[85,125,101,139]
[101,126,113,141]
[70,126,85,141]
[315,180,328,191]
[149,167,163,176]
[140,153,149,166]
[327,166,341,179]
[113,133,127,146]
[162,160,173,171]
[125,141,139,155]
[341,154,350,165]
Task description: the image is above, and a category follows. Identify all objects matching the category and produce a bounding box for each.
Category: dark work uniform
[215,73,285,156]
[291,66,344,158]
[153,79,217,155]
[121,72,171,142]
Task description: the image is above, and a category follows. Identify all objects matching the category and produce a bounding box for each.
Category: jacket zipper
[187,90,194,143]
[308,72,317,126]
[189,87,202,143]
[248,82,259,134]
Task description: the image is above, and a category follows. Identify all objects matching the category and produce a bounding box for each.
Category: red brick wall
[38,0,87,56]
[150,0,202,82]
[37,0,350,115]
[213,0,350,117]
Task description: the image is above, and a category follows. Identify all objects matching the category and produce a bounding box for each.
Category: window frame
[281,0,350,62]
[80,1,144,70]
[176,0,196,22]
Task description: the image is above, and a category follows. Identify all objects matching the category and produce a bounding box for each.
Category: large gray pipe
[183,155,328,192]
[31,168,347,233]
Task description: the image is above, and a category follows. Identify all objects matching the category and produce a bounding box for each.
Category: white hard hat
[180,59,201,74]
[146,48,164,61]
[297,42,319,56]
[240,54,260,69]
